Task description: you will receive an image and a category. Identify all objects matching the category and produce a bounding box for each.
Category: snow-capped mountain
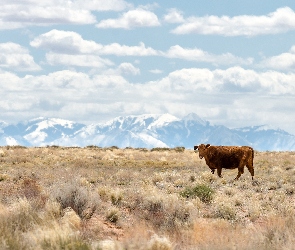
[0,113,295,151]
[1,117,84,146]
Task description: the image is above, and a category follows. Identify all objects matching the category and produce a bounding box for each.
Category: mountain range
[0,113,295,151]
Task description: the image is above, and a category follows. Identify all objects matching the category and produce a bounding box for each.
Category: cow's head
[194,144,210,159]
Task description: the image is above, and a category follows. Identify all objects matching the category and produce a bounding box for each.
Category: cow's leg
[210,168,215,174]
[217,168,223,178]
[246,156,254,180]
[247,149,254,180]
[247,166,254,180]
[234,170,242,180]
[234,165,244,180]
[234,158,247,180]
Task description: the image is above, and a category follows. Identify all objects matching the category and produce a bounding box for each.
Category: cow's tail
[251,147,254,167]
[250,147,255,180]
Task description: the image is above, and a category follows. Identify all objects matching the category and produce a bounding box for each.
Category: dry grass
[0,147,295,249]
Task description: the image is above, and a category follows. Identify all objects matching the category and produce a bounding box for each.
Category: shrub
[50,179,100,219]
[111,192,123,206]
[106,208,119,223]
[180,184,214,203]
[147,234,173,250]
[85,145,101,149]
[20,178,42,200]
[213,203,236,221]
[107,146,119,151]
[173,147,185,153]
[151,147,170,152]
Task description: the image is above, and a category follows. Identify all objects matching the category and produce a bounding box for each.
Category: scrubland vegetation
[0,146,295,249]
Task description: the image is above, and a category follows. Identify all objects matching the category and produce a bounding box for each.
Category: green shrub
[180,184,214,203]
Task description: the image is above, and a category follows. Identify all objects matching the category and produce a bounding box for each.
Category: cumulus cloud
[99,42,158,56]
[0,2,95,29]
[96,8,161,29]
[46,53,113,68]
[117,63,140,75]
[159,67,295,95]
[30,29,102,54]
[31,30,158,56]
[104,62,140,76]
[259,45,295,70]
[0,42,41,71]
[164,45,253,66]
[163,8,185,23]
[0,0,133,29]
[171,7,295,36]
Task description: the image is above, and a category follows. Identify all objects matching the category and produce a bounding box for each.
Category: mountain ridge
[0,113,295,151]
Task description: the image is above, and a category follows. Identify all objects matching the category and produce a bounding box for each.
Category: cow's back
[207,146,252,169]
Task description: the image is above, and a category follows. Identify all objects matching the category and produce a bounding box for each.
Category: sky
[1,0,295,134]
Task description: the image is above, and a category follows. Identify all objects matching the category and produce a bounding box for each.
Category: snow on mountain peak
[255,125,279,132]
[27,117,75,131]
[183,113,207,126]
[147,113,180,129]
[99,114,179,131]
[22,117,82,145]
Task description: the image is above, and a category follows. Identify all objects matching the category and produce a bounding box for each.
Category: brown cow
[194,144,254,180]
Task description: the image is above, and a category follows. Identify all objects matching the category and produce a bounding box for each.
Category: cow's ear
[194,145,198,150]
[205,144,210,148]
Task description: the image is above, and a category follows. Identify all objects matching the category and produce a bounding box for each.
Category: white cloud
[0,0,132,30]
[46,53,113,68]
[0,43,41,71]
[30,29,102,54]
[172,7,295,36]
[96,8,160,29]
[259,45,295,70]
[103,62,140,75]
[163,8,184,23]
[31,30,158,57]
[0,1,96,29]
[99,42,158,56]
[165,45,253,66]
[117,63,140,75]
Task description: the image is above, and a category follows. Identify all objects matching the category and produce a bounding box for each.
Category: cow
[194,144,254,180]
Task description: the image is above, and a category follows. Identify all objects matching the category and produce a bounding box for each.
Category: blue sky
[1,0,295,134]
